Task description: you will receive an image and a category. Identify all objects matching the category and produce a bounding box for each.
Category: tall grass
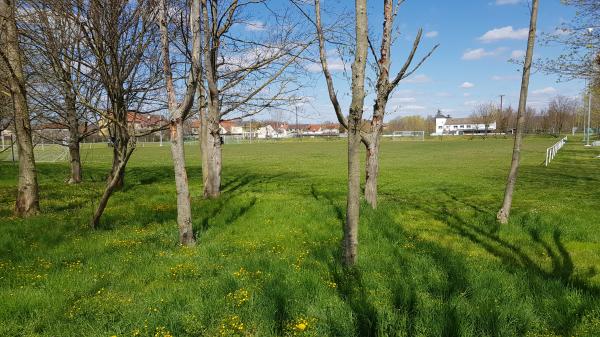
[0,137,599,336]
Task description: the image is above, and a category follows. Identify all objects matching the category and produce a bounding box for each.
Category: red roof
[127,112,165,128]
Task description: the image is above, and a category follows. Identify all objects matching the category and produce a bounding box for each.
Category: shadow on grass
[409,188,600,336]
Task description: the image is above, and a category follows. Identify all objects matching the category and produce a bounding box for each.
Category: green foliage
[0,138,599,336]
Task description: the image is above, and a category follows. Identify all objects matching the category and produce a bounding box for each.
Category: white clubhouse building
[434,110,496,136]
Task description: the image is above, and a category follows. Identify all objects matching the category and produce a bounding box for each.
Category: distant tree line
[386,94,589,137]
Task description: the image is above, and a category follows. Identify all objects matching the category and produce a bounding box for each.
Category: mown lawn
[0,136,599,337]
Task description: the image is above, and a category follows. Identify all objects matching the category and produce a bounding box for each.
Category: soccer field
[1,137,599,336]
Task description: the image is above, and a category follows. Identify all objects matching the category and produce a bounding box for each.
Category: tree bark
[90,146,133,228]
[159,0,200,245]
[1,0,40,216]
[364,136,379,209]
[65,92,82,184]
[170,120,195,245]
[203,117,221,199]
[344,0,368,267]
[497,0,539,224]
[109,124,128,190]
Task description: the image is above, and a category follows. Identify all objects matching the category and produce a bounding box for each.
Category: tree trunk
[203,117,221,199]
[198,98,209,190]
[343,0,368,267]
[68,138,82,184]
[171,120,195,245]
[364,137,379,209]
[109,126,128,190]
[65,93,82,184]
[1,0,40,216]
[90,152,128,228]
[497,0,539,224]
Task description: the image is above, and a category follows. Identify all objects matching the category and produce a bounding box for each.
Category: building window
[453,125,458,129]
[438,126,442,129]
[460,125,464,128]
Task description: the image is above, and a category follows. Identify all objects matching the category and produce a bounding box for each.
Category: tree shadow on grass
[310,185,471,336]
[309,184,344,226]
[410,189,600,336]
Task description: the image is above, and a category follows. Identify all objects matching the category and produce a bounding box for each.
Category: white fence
[545,136,567,167]
[383,131,425,141]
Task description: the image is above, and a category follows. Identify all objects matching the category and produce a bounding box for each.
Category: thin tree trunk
[1,0,40,216]
[203,117,221,199]
[497,0,539,224]
[109,125,127,190]
[198,89,209,190]
[170,120,195,245]
[66,93,82,184]
[364,137,379,209]
[90,148,132,228]
[344,0,368,267]
[159,0,200,245]
[68,138,82,184]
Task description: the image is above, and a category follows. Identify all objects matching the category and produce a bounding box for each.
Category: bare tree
[159,0,201,245]
[547,95,579,135]
[66,0,163,228]
[0,0,40,216]
[497,0,539,224]
[541,0,599,81]
[308,0,437,208]
[472,102,497,137]
[309,0,368,266]
[199,0,309,198]
[19,0,99,184]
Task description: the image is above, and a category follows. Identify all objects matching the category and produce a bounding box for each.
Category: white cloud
[307,59,345,72]
[479,26,528,42]
[404,74,431,83]
[460,82,475,89]
[463,93,471,97]
[492,74,520,81]
[425,31,439,38]
[495,0,521,5]
[531,87,557,95]
[510,50,526,59]
[403,105,426,111]
[393,97,417,103]
[461,47,506,60]
[245,20,266,31]
[464,100,479,106]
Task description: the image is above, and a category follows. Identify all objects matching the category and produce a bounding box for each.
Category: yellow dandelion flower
[295,322,307,331]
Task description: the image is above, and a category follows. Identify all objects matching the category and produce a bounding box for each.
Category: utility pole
[586,83,592,146]
[499,94,505,133]
[295,106,299,139]
[585,27,594,147]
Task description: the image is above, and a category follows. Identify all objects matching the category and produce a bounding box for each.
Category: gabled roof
[435,109,447,119]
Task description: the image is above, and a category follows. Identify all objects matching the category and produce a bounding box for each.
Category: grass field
[1,136,599,337]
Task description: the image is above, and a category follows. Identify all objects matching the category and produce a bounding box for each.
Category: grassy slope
[0,137,599,337]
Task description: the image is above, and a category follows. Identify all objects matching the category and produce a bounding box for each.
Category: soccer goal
[384,130,425,141]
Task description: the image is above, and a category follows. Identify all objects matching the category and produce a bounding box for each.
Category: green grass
[1,136,599,337]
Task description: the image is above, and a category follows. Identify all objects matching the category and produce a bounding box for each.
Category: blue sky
[281,0,585,123]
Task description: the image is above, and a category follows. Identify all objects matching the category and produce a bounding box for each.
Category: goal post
[383,130,425,141]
